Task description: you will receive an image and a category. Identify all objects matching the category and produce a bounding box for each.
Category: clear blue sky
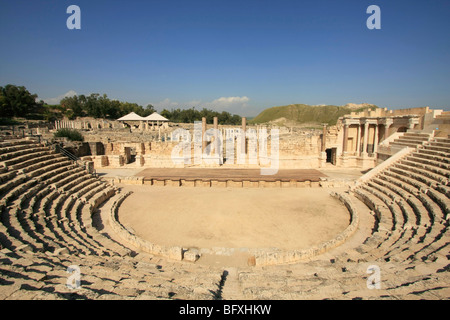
[1,0,449,116]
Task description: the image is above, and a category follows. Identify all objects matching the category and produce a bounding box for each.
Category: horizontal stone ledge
[138,178,327,188]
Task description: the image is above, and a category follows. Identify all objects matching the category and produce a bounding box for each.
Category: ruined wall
[81,127,336,170]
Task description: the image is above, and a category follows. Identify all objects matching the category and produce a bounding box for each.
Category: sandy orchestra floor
[117,186,350,253]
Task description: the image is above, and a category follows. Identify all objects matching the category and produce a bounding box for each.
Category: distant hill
[250,103,377,126]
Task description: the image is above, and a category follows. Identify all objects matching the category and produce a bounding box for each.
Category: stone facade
[54,107,448,172]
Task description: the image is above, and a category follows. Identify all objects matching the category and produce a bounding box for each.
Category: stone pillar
[356,124,361,156]
[342,124,349,153]
[321,124,327,152]
[241,117,247,154]
[202,117,207,151]
[213,116,219,155]
[362,122,369,156]
[373,124,379,154]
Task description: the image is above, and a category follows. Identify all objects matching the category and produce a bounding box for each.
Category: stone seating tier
[0,137,448,300]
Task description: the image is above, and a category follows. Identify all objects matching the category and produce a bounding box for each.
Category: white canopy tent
[144,112,169,122]
[144,112,169,132]
[117,112,169,132]
[117,112,146,121]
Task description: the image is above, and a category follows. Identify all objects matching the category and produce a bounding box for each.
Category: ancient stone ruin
[0,107,448,300]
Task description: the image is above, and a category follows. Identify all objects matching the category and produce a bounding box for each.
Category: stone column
[362,121,369,156]
[322,124,327,152]
[213,117,219,155]
[373,124,379,154]
[342,124,349,153]
[202,117,207,151]
[356,124,361,156]
[241,117,247,154]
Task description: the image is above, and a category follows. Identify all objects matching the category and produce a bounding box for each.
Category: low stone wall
[103,175,358,190]
[103,176,144,185]
[109,190,359,265]
[253,191,359,266]
[112,177,325,188]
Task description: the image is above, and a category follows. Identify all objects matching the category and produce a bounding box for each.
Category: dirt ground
[117,185,350,253]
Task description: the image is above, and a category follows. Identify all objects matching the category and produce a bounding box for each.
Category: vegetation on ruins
[54,128,84,141]
[160,107,242,125]
[250,103,378,126]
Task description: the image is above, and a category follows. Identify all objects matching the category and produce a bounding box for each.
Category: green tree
[0,84,42,118]
[60,95,84,119]
[140,104,156,117]
[158,107,241,125]
[160,109,172,120]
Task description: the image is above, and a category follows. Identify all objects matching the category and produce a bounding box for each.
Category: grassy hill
[250,103,377,126]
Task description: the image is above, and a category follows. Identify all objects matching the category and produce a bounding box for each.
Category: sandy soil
[117,186,350,252]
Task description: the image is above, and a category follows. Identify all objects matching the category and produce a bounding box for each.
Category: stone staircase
[389,132,432,149]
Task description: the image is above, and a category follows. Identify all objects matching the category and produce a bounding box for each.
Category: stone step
[407,153,450,171]
[390,141,421,148]
[417,148,450,160]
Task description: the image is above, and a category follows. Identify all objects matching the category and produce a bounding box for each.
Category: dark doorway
[326,148,337,165]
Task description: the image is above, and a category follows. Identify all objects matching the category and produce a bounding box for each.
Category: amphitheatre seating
[0,136,448,300]
[390,132,432,149]
[0,138,224,300]
[0,139,119,254]
[217,136,449,300]
[348,136,449,283]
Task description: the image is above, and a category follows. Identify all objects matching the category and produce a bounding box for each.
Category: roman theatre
[0,106,449,300]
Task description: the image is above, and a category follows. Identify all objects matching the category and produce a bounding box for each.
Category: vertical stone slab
[85,161,94,174]
[241,117,247,156]
[202,117,207,152]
